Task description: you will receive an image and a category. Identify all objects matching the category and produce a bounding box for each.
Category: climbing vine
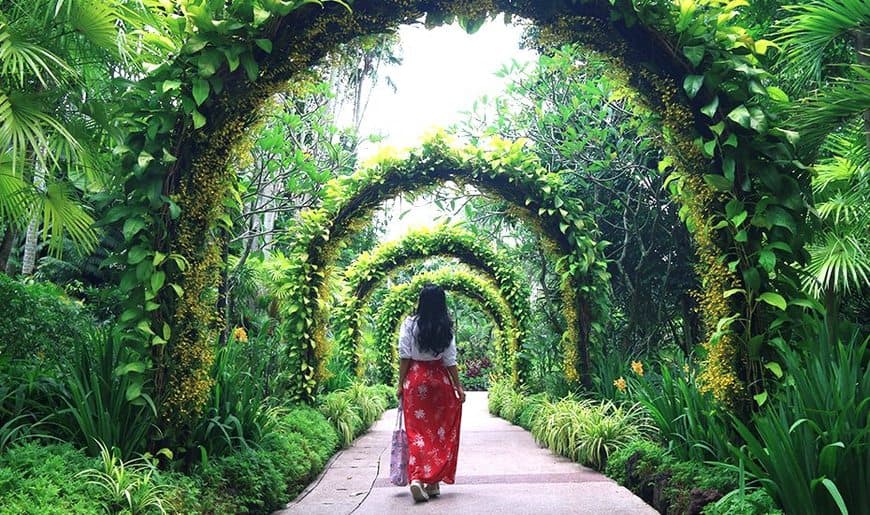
[332,224,532,378]
[110,0,809,440]
[281,134,609,400]
[372,267,518,384]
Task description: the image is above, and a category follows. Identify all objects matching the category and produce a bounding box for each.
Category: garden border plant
[332,224,532,379]
[111,0,809,441]
[373,267,519,384]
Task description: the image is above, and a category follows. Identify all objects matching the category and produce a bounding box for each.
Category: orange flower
[631,360,644,377]
[233,326,248,343]
[613,377,627,392]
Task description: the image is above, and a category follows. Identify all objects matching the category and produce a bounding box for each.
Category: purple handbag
[389,402,409,486]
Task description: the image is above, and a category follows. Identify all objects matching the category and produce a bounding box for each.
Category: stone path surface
[276,391,656,515]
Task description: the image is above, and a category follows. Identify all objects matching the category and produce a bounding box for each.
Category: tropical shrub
[728,327,869,515]
[317,383,389,448]
[606,439,744,514]
[515,393,548,431]
[53,330,156,459]
[198,448,287,515]
[0,274,94,366]
[703,489,783,515]
[189,340,282,459]
[630,361,734,462]
[531,396,653,471]
[0,442,103,514]
[280,407,339,469]
[76,441,172,514]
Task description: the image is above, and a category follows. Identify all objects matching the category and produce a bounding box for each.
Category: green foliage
[631,361,734,462]
[190,340,281,459]
[198,448,287,515]
[605,439,742,514]
[0,273,94,364]
[279,407,338,469]
[703,489,784,515]
[54,330,156,460]
[728,327,870,515]
[515,393,548,431]
[76,440,172,514]
[0,442,103,514]
[316,383,388,448]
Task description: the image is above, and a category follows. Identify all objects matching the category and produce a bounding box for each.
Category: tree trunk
[0,226,17,275]
[20,215,39,276]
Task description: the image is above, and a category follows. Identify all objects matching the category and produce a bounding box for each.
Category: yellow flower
[233,326,248,343]
[631,360,644,377]
[613,377,627,392]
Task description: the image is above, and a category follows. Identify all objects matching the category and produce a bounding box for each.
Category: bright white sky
[351,15,537,240]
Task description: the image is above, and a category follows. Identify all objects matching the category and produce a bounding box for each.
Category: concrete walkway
[276,392,656,515]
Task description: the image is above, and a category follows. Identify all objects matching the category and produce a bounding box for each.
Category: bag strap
[395,400,404,429]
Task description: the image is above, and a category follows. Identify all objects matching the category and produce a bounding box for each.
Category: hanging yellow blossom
[233,326,248,343]
[631,360,644,377]
[613,377,627,392]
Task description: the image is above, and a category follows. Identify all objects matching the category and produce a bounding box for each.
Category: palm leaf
[0,90,83,175]
[774,0,870,90]
[802,232,870,298]
[40,180,98,256]
[0,22,72,88]
[788,66,870,151]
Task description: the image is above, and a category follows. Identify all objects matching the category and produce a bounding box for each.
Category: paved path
[276,392,656,515]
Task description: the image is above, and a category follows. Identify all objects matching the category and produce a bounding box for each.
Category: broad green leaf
[758,249,776,272]
[683,74,704,98]
[255,38,273,53]
[753,391,768,406]
[192,78,209,106]
[123,218,146,241]
[192,110,206,129]
[115,361,146,375]
[727,105,751,128]
[701,96,719,118]
[758,292,787,310]
[703,174,732,192]
[764,361,783,378]
[682,45,705,67]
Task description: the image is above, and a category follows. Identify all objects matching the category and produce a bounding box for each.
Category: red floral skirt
[402,359,462,484]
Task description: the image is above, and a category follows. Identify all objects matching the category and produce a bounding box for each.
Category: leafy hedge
[373,267,519,384]
[0,274,95,366]
[605,440,782,515]
[0,384,394,515]
[332,224,532,380]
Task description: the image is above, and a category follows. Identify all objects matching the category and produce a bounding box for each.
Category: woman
[397,284,466,502]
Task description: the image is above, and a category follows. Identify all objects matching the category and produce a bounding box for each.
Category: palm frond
[0,90,83,175]
[788,66,870,151]
[40,180,98,256]
[802,231,870,298]
[774,0,870,90]
[0,155,34,226]
[0,23,73,88]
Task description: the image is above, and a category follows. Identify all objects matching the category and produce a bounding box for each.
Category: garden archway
[332,224,532,379]
[281,135,609,400]
[117,0,809,434]
[372,267,519,384]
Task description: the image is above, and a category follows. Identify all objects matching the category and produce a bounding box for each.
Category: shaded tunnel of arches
[331,224,533,383]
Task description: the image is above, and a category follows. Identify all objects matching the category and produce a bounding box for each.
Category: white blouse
[398,315,457,366]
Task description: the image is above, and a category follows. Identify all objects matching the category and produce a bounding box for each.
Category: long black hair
[414,284,453,355]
